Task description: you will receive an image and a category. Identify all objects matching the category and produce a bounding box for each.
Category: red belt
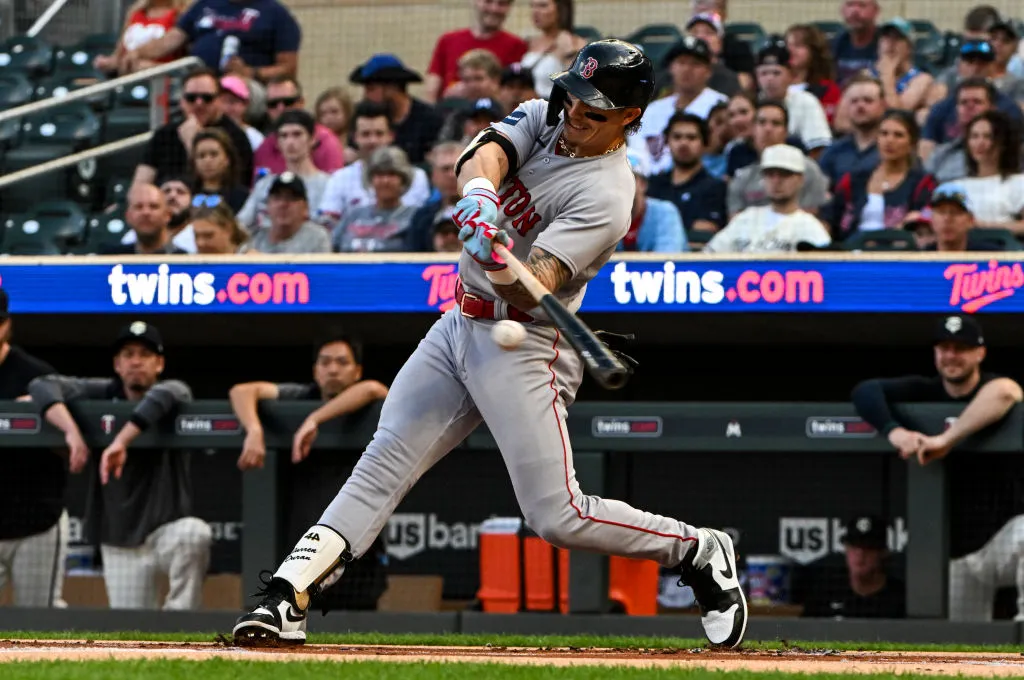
[455,279,534,322]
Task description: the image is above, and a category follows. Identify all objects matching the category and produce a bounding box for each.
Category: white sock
[273,524,349,595]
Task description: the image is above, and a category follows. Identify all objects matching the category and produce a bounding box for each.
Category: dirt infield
[0,640,1023,675]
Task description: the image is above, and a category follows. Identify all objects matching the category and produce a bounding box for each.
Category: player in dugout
[28,321,212,610]
[851,314,1023,463]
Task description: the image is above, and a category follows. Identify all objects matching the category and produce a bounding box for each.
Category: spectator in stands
[851,313,1023,464]
[921,64,1024,161]
[333,147,418,253]
[685,12,743,96]
[647,112,727,236]
[820,74,884,187]
[318,103,431,229]
[425,0,528,102]
[450,49,504,103]
[929,8,1023,107]
[924,78,1006,180]
[708,145,831,253]
[755,40,833,159]
[238,110,329,233]
[923,182,1010,252]
[824,110,935,240]
[959,110,1024,233]
[121,175,197,253]
[949,514,1024,622]
[248,173,330,254]
[29,321,212,610]
[409,142,464,251]
[0,289,63,609]
[873,18,932,115]
[349,55,442,165]
[128,0,300,82]
[617,150,686,253]
[521,0,586,98]
[831,0,880,86]
[703,101,731,178]
[431,215,462,253]
[188,129,250,213]
[630,37,727,174]
[254,77,344,178]
[454,98,505,144]
[192,202,249,254]
[801,516,906,618]
[94,0,187,74]
[498,64,539,113]
[990,19,1023,91]
[315,87,356,165]
[133,68,253,191]
[785,24,842,125]
[727,102,829,217]
[689,0,755,91]
[219,76,265,151]
[723,93,756,172]
[229,332,389,611]
[106,184,188,255]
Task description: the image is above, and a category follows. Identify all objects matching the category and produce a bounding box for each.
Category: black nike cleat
[679,528,748,648]
[233,572,308,646]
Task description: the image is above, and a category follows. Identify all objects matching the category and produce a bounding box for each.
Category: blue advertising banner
[2,257,1022,314]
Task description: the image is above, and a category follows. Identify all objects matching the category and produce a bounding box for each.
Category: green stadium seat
[0,72,34,110]
[573,26,603,42]
[1,200,87,255]
[940,31,963,68]
[970,227,1022,251]
[687,229,714,251]
[76,208,129,254]
[104,176,131,210]
[0,35,54,79]
[909,20,944,69]
[844,229,917,252]
[724,22,768,54]
[810,21,844,44]
[53,33,119,73]
[625,24,685,68]
[33,70,111,111]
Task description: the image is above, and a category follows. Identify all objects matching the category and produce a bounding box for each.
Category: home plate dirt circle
[1,640,1023,675]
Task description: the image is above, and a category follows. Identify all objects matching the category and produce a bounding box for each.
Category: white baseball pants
[0,511,68,607]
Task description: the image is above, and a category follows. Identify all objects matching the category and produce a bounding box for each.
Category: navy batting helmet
[546,39,656,126]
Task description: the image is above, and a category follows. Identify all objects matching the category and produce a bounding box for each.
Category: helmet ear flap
[547,85,567,126]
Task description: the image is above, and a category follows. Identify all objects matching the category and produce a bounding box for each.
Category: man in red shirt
[425,0,527,102]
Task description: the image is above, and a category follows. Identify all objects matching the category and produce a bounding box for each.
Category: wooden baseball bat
[492,243,632,390]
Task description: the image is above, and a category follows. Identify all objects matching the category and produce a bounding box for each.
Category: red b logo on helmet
[579,57,599,79]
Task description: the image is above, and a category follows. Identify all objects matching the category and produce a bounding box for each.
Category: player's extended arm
[917,378,1024,464]
[456,138,510,195]
[229,381,280,470]
[490,247,573,313]
[304,380,389,427]
[28,375,111,473]
[851,376,934,456]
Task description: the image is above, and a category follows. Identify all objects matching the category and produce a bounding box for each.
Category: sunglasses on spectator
[184,92,216,104]
[192,194,223,208]
[267,96,301,109]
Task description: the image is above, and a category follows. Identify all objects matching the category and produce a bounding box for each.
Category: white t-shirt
[318,159,431,227]
[522,50,562,99]
[959,174,1024,223]
[244,126,265,151]
[785,89,832,151]
[704,206,832,253]
[629,88,729,174]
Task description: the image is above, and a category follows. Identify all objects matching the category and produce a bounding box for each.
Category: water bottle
[219,35,240,72]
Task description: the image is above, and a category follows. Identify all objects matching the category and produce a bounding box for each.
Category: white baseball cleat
[678,527,748,648]
[232,572,308,646]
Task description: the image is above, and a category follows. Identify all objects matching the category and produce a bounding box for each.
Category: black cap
[467,97,504,120]
[113,320,164,355]
[934,314,985,347]
[842,516,888,550]
[991,20,1020,40]
[663,35,713,67]
[0,288,9,320]
[757,42,791,69]
[269,171,308,202]
[501,63,535,88]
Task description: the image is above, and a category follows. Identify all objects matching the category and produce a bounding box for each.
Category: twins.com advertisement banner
[0,258,1022,314]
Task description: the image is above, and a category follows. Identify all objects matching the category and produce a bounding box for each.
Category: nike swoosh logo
[284,607,305,622]
[712,534,734,580]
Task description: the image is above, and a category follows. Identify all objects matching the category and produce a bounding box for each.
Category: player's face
[314,341,362,398]
[762,168,802,202]
[844,545,883,580]
[114,343,164,393]
[967,119,996,163]
[755,65,790,100]
[876,118,912,162]
[277,123,314,164]
[957,87,991,126]
[846,83,884,129]
[561,92,640,152]
[193,218,235,255]
[753,107,787,151]
[354,116,394,157]
[666,123,704,168]
[669,55,710,93]
[934,341,984,384]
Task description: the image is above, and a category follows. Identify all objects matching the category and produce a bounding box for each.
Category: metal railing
[26,0,70,38]
[0,55,201,191]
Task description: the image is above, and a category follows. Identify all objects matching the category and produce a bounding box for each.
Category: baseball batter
[233,40,747,648]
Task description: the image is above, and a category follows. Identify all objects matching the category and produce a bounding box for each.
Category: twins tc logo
[580,56,599,79]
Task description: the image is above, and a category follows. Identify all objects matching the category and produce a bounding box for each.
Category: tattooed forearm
[492,247,572,312]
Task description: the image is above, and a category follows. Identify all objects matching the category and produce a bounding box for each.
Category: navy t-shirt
[831,30,879,87]
[922,91,1024,144]
[647,168,727,230]
[177,0,301,71]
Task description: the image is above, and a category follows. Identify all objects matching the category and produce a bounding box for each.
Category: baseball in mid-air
[491,319,526,351]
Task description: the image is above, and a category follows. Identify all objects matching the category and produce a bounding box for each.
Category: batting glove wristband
[459,222,513,271]
[454,179,500,231]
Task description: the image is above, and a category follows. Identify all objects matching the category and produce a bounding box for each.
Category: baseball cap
[663,36,713,68]
[879,17,914,42]
[269,172,308,202]
[930,182,974,213]
[501,63,535,88]
[349,54,423,85]
[760,144,805,174]
[757,41,791,69]
[220,75,250,102]
[113,320,164,355]
[960,39,996,62]
[934,314,985,347]
[686,12,724,37]
[467,97,504,121]
[991,20,1020,40]
[626,149,650,177]
[842,516,888,550]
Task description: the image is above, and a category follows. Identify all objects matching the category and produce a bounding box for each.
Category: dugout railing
[0,400,1020,644]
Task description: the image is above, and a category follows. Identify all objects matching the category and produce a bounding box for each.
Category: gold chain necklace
[558,134,624,159]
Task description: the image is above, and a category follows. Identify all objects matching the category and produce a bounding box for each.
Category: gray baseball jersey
[273,100,701,598]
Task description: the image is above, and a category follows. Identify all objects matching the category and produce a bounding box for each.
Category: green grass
[0,659,983,680]
[1,631,1021,653]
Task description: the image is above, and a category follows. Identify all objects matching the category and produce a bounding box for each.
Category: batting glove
[453,187,500,232]
[459,222,513,271]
